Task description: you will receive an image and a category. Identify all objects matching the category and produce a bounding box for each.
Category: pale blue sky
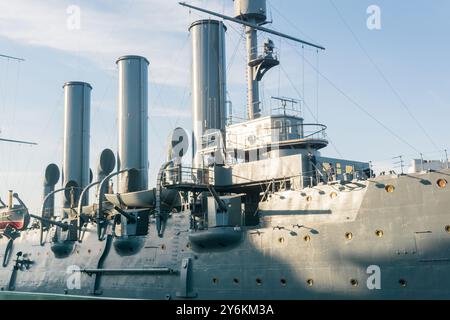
[0,0,449,212]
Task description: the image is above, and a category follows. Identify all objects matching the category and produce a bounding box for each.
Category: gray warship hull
[1,0,449,301]
[1,168,448,300]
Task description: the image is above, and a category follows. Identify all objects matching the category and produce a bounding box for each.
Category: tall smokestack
[116,55,149,193]
[190,20,227,168]
[62,81,91,208]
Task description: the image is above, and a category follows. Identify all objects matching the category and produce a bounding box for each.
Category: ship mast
[179,1,325,120]
[0,53,37,146]
[243,10,261,119]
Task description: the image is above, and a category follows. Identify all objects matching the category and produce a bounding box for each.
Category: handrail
[95,169,132,241]
[162,165,371,189]
[223,123,328,151]
[77,180,102,242]
[161,166,215,187]
[38,186,81,246]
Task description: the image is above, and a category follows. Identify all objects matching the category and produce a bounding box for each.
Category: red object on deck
[0,220,25,230]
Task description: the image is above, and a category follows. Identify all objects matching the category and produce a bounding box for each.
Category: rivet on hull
[350,279,359,287]
[385,185,395,193]
[399,279,407,287]
[437,179,447,188]
[375,230,384,237]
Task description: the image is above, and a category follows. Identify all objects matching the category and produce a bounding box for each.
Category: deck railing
[162,165,215,187]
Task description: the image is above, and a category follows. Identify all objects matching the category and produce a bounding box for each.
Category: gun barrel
[29,214,69,230]
[114,206,136,223]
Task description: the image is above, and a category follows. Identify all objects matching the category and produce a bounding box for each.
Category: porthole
[399,279,407,287]
[186,243,191,249]
[445,225,450,233]
[306,196,312,202]
[233,278,239,284]
[212,278,218,284]
[375,230,384,238]
[330,192,338,199]
[437,179,447,188]
[350,279,359,287]
[385,185,395,193]
[256,278,262,286]
[161,244,166,250]
[278,237,285,244]
[87,249,91,254]
[304,235,311,242]
[280,278,287,286]
[345,232,353,240]
[307,279,314,287]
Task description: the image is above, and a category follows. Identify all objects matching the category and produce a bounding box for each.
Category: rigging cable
[328,0,439,152]
[316,49,319,121]
[226,23,245,74]
[302,45,305,104]
[279,63,343,158]
[260,5,346,157]
[256,26,344,157]
[264,3,420,155]
[283,39,420,154]
[267,0,319,45]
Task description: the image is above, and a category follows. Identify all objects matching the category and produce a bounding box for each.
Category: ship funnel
[62,81,92,208]
[190,20,227,168]
[43,163,60,218]
[116,55,149,193]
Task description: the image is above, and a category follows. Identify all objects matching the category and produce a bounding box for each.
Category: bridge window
[274,120,283,133]
[336,163,342,175]
[285,120,292,134]
[285,180,291,190]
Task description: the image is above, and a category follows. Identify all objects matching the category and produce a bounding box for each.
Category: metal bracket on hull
[81,268,175,276]
[91,233,113,295]
[176,258,197,298]
[2,225,21,267]
[7,252,33,291]
[2,239,13,268]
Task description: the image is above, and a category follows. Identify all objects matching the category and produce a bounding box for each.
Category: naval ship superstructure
[0,0,449,299]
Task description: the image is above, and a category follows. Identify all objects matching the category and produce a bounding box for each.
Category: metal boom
[179,2,325,51]
[0,54,25,62]
[0,53,33,145]
[0,138,37,145]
